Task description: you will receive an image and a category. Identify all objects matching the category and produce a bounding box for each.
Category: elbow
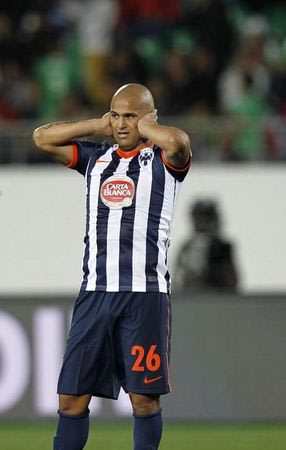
[33,127,43,149]
[33,127,48,152]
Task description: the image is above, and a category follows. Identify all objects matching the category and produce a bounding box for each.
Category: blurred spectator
[218,13,271,160]
[158,48,192,115]
[0,60,39,119]
[34,34,80,118]
[75,0,118,107]
[240,0,279,11]
[155,44,218,115]
[270,68,286,117]
[174,199,239,292]
[117,0,182,39]
[183,0,235,74]
[107,40,147,95]
[268,43,286,117]
[218,43,269,114]
[188,44,219,113]
[223,72,268,160]
[0,13,17,63]
[264,116,286,160]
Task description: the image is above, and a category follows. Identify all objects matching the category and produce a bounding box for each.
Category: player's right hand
[100,113,113,137]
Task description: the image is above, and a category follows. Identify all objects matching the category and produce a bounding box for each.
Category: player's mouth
[117,131,130,139]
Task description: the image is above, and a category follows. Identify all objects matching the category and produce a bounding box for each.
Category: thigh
[115,292,172,396]
[58,291,120,399]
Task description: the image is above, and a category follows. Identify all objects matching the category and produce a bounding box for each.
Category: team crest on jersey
[139,147,154,169]
[100,174,135,209]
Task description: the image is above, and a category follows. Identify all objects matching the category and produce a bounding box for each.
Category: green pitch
[1,422,286,450]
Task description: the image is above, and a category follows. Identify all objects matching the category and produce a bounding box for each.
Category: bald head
[111,83,155,112]
[109,83,155,151]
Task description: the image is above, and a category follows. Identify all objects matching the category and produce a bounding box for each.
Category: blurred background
[0,0,286,441]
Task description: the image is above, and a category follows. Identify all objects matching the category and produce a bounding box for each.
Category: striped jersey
[67,140,191,293]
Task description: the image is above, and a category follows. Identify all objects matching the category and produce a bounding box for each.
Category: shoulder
[74,139,110,152]
[72,139,112,163]
[67,140,112,174]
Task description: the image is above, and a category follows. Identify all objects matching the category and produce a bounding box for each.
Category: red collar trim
[116,140,152,158]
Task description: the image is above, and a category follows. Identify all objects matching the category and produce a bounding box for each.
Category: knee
[59,394,91,416]
[129,393,160,416]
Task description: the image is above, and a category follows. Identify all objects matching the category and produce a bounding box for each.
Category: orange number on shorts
[131,345,161,372]
[131,345,145,371]
[146,345,161,371]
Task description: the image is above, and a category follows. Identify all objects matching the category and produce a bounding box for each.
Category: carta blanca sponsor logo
[100,175,135,209]
[103,182,132,197]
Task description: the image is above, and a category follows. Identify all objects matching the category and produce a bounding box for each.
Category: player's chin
[117,137,138,150]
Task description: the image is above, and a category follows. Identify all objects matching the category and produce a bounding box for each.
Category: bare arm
[33,114,113,165]
[138,110,190,168]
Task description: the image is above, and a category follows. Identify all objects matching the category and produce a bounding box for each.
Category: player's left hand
[138,109,158,136]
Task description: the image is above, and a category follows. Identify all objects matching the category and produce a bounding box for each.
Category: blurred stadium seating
[0,0,286,163]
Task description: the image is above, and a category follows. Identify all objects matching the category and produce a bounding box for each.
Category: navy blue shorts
[57,291,172,399]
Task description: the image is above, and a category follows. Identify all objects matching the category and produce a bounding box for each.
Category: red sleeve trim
[65,143,78,168]
[161,149,192,172]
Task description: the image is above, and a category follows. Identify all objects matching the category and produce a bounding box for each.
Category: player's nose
[118,116,126,128]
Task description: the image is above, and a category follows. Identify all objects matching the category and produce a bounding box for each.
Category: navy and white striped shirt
[67,140,191,293]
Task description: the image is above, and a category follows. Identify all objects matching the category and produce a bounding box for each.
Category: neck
[116,140,152,158]
[117,140,152,152]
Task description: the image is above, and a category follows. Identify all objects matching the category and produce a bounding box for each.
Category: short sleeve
[161,148,192,182]
[66,140,98,176]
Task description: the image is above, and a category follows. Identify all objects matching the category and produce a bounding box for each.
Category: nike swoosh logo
[144,376,163,385]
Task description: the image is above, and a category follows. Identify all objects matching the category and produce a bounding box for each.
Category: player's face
[110,95,149,151]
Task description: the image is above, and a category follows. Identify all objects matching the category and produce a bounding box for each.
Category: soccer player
[33,83,191,450]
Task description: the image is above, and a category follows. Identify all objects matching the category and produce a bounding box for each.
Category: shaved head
[109,83,156,151]
[111,83,155,112]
